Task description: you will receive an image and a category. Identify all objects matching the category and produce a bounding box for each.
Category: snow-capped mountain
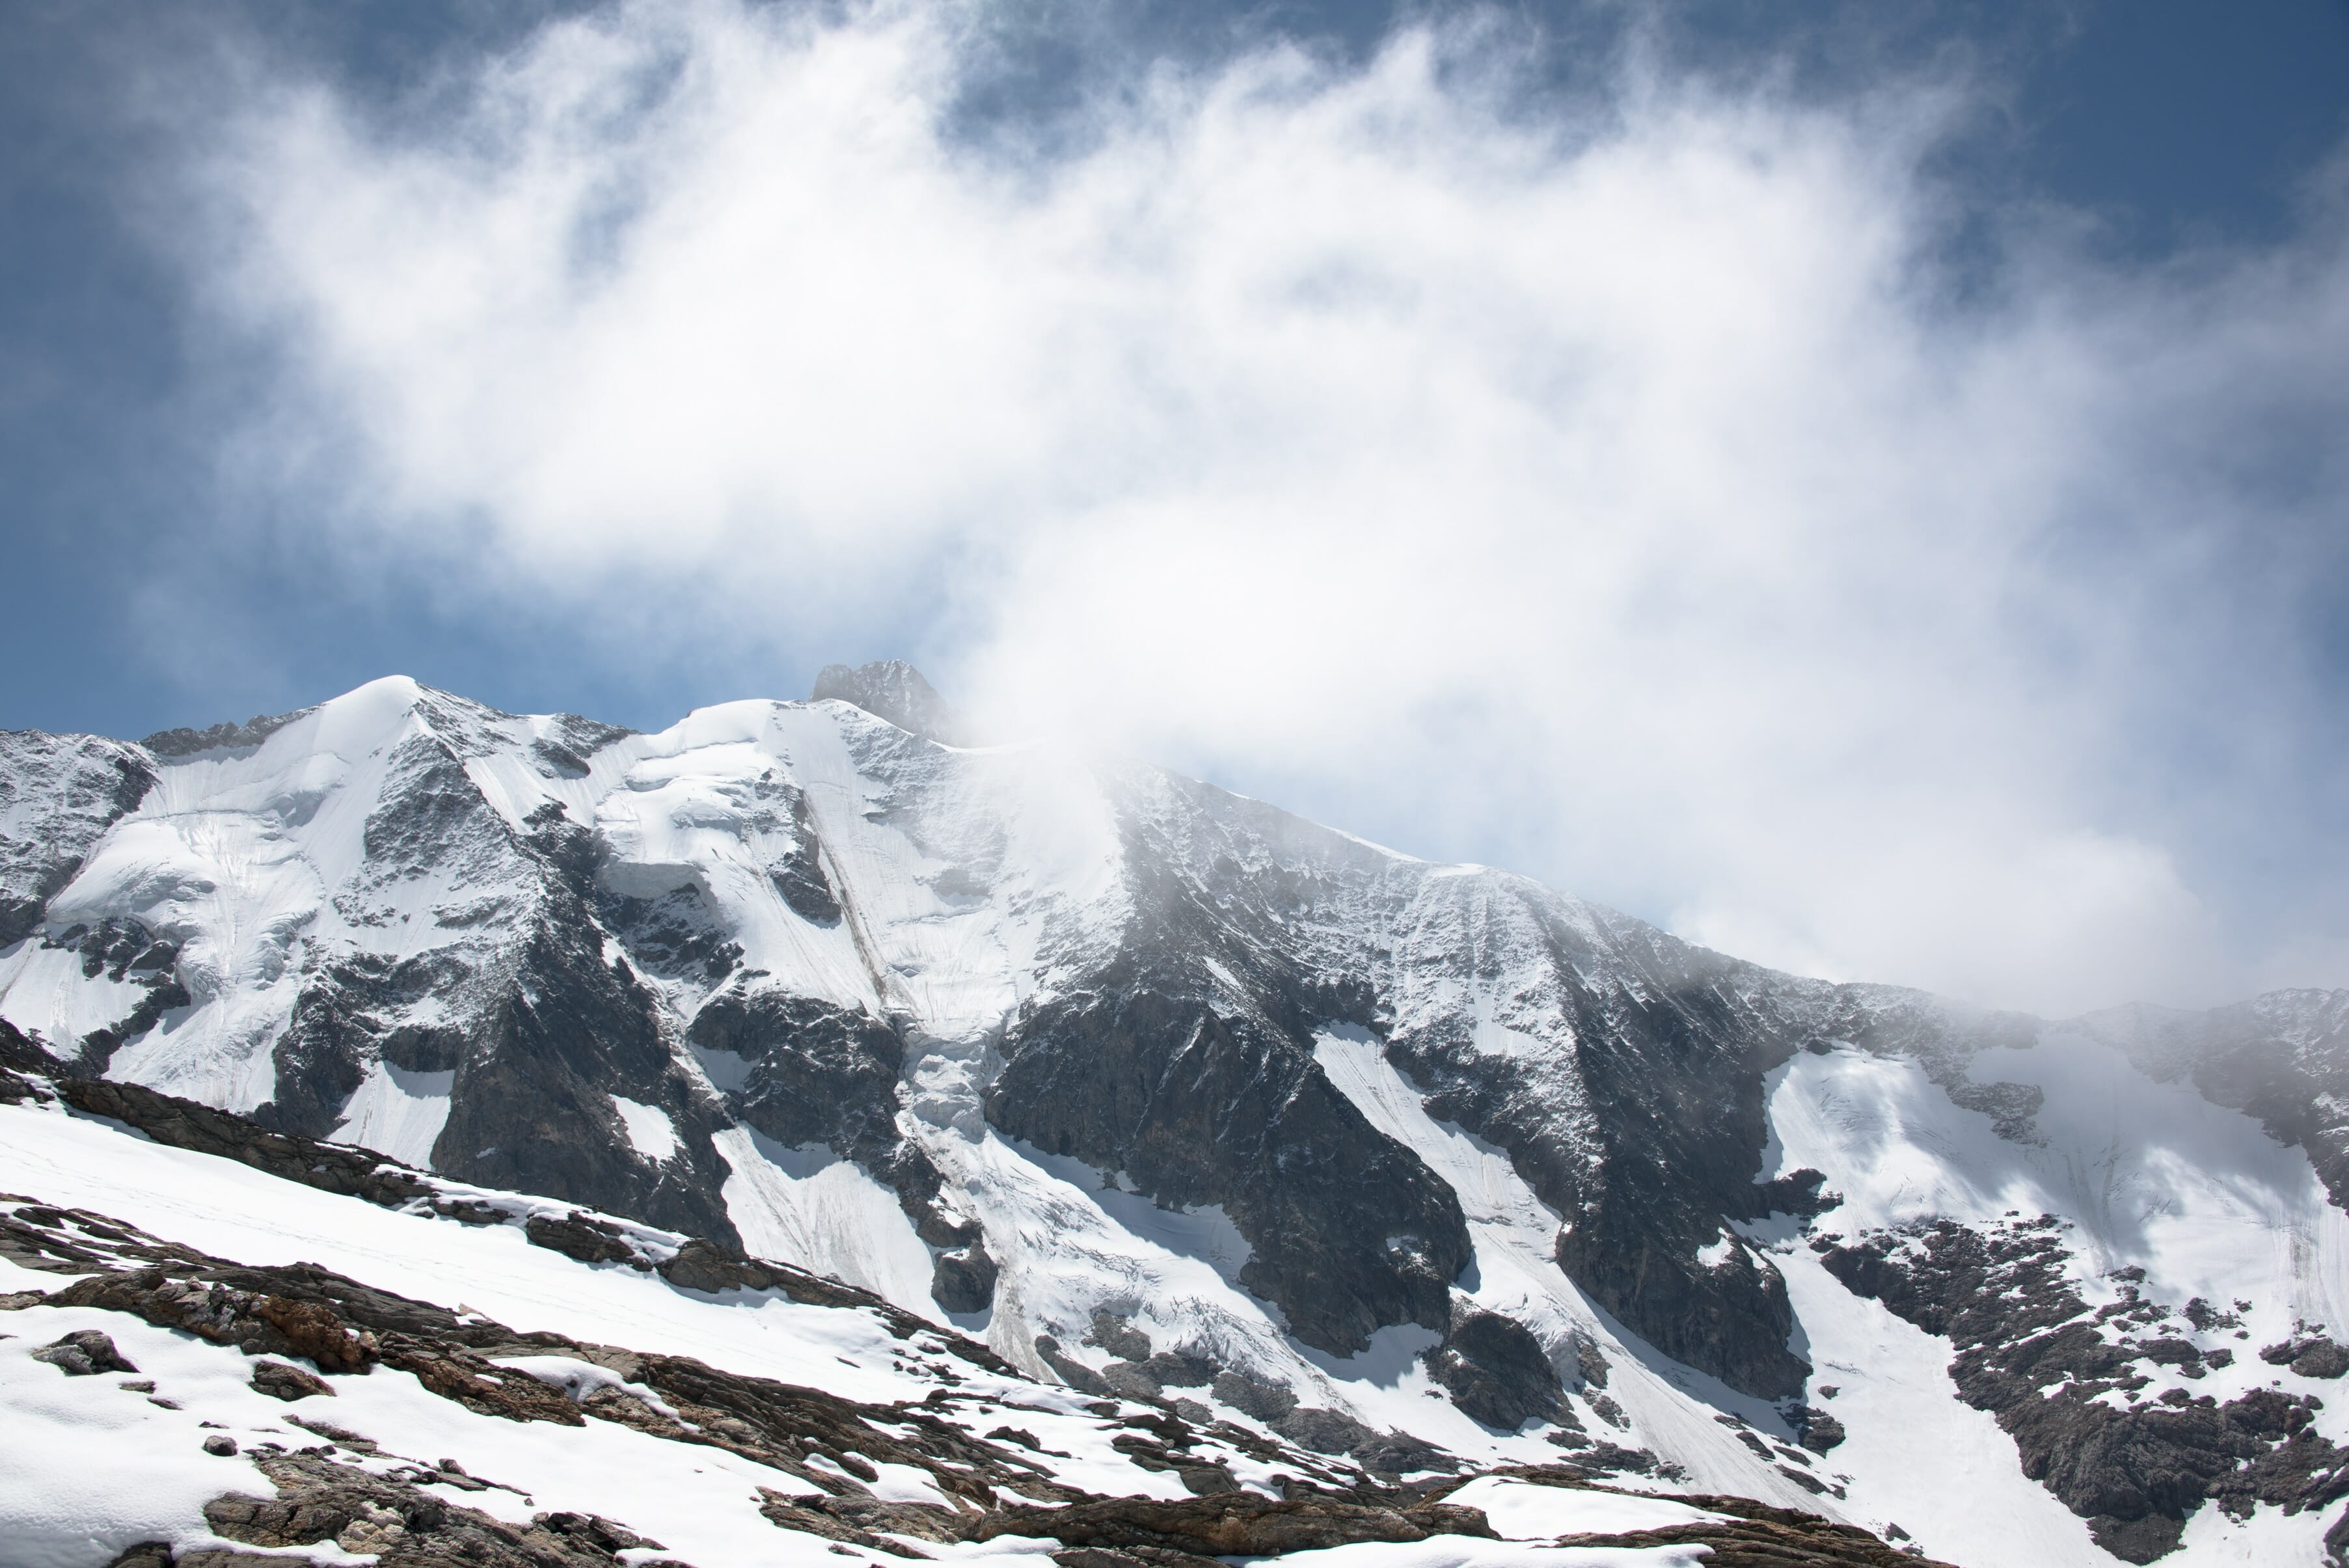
[5,665,2349,1567]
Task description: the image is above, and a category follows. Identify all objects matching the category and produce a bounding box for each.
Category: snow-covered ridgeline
[7,671,2349,1564]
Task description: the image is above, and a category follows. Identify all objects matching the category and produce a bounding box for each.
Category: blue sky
[3,0,2347,1014]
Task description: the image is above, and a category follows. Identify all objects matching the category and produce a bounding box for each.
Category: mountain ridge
[6,665,2349,1564]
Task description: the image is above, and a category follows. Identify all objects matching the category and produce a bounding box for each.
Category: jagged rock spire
[810,660,978,746]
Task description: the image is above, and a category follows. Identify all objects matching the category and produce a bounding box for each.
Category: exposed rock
[0,728,156,948]
[523,1211,641,1268]
[1210,1370,1296,1422]
[1273,1406,1378,1455]
[930,1243,999,1313]
[1035,1334,1113,1395]
[967,1492,1496,1556]
[1746,1168,1841,1222]
[54,1076,435,1210]
[1421,1307,1565,1431]
[1350,1429,1461,1476]
[812,661,981,747]
[990,950,1473,1357]
[1788,1407,1846,1453]
[199,1448,681,1565]
[50,1271,380,1374]
[2078,992,2349,1213]
[2261,1336,2349,1380]
[654,1237,1006,1369]
[139,710,307,758]
[1822,1215,2349,1560]
[250,1359,336,1401]
[31,1329,138,1375]
[1087,1311,1155,1362]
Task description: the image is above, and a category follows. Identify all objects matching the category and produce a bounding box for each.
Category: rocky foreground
[1,1051,1936,1567]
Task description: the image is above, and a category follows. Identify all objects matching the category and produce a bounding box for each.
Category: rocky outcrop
[970,1492,1493,1555]
[0,728,155,947]
[31,1328,139,1375]
[992,949,1472,1357]
[812,660,980,746]
[189,1449,684,1567]
[1822,1215,2349,1561]
[54,1077,437,1207]
[692,988,904,1167]
[1421,1306,1566,1431]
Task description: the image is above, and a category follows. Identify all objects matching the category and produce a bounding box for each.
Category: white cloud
[174,0,2349,1015]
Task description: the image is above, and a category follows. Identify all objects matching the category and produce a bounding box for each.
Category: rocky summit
[5,665,2349,1565]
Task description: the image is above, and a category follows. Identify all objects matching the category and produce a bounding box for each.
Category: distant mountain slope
[4,666,2348,1565]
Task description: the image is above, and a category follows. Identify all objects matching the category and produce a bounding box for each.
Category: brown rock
[251,1358,336,1401]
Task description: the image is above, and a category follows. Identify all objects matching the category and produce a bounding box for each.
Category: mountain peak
[810,659,977,746]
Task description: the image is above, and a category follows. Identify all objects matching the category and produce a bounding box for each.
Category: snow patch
[610,1096,678,1163]
[1443,1476,1727,1539]
[712,1126,936,1317]
[331,1062,454,1169]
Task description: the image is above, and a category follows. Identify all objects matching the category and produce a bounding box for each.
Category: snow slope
[7,669,2349,1563]
[0,1090,1702,1568]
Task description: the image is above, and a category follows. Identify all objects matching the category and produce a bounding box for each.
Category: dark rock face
[425,906,735,1245]
[1821,1215,2349,1561]
[2262,1336,2349,1380]
[990,954,1471,1355]
[1788,1408,1846,1453]
[693,990,903,1166]
[1375,897,1821,1399]
[1211,1370,1297,1422]
[1422,1308,1565,1431]
[1273,1407,1378,1455]
[813,660,980,746]
[930,1244,999,1314]
[139,710,308,758]
[16,918,191,1074]
[0,729,155,949]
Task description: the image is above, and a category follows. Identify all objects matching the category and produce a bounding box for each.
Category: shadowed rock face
[1424,1308,1565,1431]
[693,990,903,1167]
[989,949,1472,1357]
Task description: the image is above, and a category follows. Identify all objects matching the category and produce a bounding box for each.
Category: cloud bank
[168,0,2349,1015]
